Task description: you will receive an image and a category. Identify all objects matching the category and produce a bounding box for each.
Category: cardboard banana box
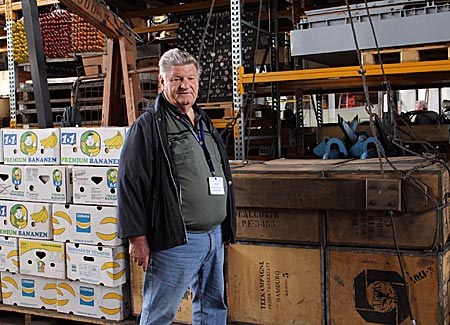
[19,238,65,279]
[66,242,128,287]
[0,200,52,239]
[3,128,60,165]
[57,279,130,321]
[60,127,126,166]
[0,236,19,273]
[73,166,118,206]
[52,204,123,246]
[1,271,58,310]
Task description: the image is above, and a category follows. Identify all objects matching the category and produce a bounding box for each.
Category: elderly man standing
[117,48,236,325]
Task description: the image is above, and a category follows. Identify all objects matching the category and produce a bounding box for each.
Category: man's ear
[159,74,164,86]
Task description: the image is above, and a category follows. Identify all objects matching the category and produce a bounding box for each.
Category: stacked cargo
[231,157,450,324]
[0,128,66,311]
[0,127,131,321]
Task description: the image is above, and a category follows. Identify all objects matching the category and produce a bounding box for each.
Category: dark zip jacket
[117,94,236,251]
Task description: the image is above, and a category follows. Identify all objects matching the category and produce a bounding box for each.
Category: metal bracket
[366,179,401,211]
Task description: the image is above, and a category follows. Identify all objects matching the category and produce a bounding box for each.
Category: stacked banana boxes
[0,127,130,321]
[57,126,129,321]
[0,128,63,310]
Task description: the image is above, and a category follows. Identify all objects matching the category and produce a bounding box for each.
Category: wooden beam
[119,36,140,125]
[233,174,431,213]
[101,39,122,126]
[121,0,261,19]
[134,23,179,34]
[59,0,134,43]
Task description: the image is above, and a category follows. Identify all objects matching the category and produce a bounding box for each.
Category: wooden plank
[234,175,367,210]
[227,243,323,324]
[101,39,122,126]
[361,43,450,65]
[396,124,450,143]
[134,23,179,34]
[119,36,140,126]
[327,208,449,250]
[327,247,449,325]
[0,304,136,324]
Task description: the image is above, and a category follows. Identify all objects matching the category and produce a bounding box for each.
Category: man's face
[161,64,199,110]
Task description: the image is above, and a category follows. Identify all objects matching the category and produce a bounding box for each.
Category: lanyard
[171,111,216,176]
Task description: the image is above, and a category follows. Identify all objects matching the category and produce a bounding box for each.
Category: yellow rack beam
[238,60,450,91]
[0,0,59,14]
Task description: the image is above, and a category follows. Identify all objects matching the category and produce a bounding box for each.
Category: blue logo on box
[76,213,91,233]
[80,286,95,306]
[21,279,35,297]
[61,133,77,145]
[3,134,17,145]
[0,205,7,217]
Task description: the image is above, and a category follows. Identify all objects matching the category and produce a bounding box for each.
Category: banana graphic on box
[7,250,19,268]
[104,131,124,150]
[31,206,49,223]
[1,275,18,300]
[40,282,58,306]
[53,211,72,225]
[52,210,72,237]
[40,132,58,148]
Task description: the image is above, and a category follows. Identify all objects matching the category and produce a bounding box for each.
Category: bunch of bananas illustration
[104,131,124,150]
[99,291,124,315]
[96,231,118,242]
[7,250,19,268]
[1,275,18,299]
[52,210,72,236]
[40,283,58,306]
[101,252,126,281]
[40,132,58,148]
[31,206,49,223]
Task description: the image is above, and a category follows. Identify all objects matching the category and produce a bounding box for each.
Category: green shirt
[164,99,227,233]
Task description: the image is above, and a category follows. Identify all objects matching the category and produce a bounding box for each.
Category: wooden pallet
[0,304,136,325]
[197,101,234,119]
[361,43,450,65]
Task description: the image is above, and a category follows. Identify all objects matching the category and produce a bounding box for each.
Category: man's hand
[129,235,150,272]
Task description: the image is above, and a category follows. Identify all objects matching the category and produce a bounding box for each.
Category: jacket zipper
[155,115,188,242]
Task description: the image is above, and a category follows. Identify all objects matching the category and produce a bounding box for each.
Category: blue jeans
[140,225,227,325]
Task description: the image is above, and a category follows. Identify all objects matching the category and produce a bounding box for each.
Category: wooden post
[101,39,123,126]
[119,36,141,125]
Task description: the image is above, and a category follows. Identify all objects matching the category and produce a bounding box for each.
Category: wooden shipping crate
[130,260,193,324]
[327,246,450,325]
[327,208,447,250]
[233,158,448,249]
[236,208,322,244]
[233,157,442,212]
[227,243,323,325]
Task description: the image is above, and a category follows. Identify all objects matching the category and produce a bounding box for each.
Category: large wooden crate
[236,208,322,244]
[327,246,450,324]
[227,243,323,325]
[130,260,192,324]
[232,157,448,248]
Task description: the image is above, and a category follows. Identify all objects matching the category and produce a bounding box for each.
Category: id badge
[208,177,225,195]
